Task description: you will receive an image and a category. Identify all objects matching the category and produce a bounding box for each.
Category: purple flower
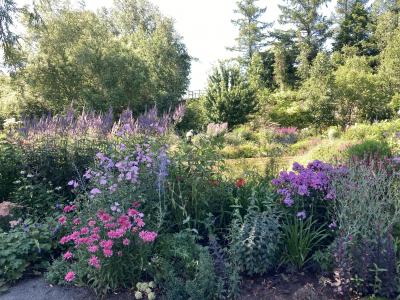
[296,211,306,219]
[328,221,337,229]
[67,180,79,188]
[90,188,101,196]
[283,196,294,207]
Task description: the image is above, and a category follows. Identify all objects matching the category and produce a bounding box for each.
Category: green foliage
[268,90,312,128]
[166,138,232,234]
[278,0,331,61]
[229,0,271,65]
[380,28,400,95]
[150,232,218,300]
[333,0,375,56]
[0,219,54,291]
[346,140,392,159]
[0,134,22,200]
[15,0,190,116]
[333,56,390,127]
[301,52,336,129]
[332,159,400,239]
[205,62,256,127]
[228,204,281,275]
[281,216,328,271]
[10,171,66,220]
[176,99,207,133]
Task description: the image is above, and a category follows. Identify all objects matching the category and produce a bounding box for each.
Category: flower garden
[0,106,399,300]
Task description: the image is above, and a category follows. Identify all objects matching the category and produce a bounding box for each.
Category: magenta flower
[64,271,75,282]
[63,251,73,260]
[58,215,67,225]
[123,238,130,246]
[139,231,157,243]
[88,256,101,269]
[88,245,99,253]
[103,249,113,257]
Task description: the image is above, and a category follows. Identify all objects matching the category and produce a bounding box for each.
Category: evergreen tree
[333,0,374,55]
[229,0,272,66]
[205,62,256,126]
[278,0,331,62]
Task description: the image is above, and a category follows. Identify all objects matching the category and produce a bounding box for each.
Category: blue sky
[18,0,336,90]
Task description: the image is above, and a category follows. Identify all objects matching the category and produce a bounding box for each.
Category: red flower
[235,178,246,188]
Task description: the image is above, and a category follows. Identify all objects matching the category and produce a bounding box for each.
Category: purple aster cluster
[272,160,347,208]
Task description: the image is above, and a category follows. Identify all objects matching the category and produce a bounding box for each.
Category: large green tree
[205,62,256,126]
[278,0,331,62]
[229,0,271,66]
[14,0,190,116]
[333,0,375,55]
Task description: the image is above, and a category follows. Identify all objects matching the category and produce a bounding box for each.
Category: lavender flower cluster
[16,105,186,139]
[69,142,170,197]
[272,160,347,207]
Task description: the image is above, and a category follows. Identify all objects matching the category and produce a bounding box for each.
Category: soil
[240,272,341,300]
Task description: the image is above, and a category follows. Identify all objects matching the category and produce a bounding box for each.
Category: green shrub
[0,218,55,291]
[11,171,67,220]
[150,232,218,300]
[0,135,22,200]
[229,204,281,275]
[346,140,391,159]
[281,216,327,271]
[220,142,260,159]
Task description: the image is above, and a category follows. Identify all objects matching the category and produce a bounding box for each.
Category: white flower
[134,291,143,299]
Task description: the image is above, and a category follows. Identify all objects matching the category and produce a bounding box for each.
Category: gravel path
[0,278,131,300]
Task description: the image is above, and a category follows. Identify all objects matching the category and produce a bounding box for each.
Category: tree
[15,0,190,116]
[0,0,40,67]
[110,0,191,112]
[229,0,272,66]
[205,62,256,127]
[271,30,299,89]
[380,28,400,94]
[333,56,389,127]
[301,52,336,129]
[333,0,375,55]
[278,0,331,62]
[372,0,400,50]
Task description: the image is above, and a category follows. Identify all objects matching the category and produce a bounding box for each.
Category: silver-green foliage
[332,160,400,238]
[229,204,281,276]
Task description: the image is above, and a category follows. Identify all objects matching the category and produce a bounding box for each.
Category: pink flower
[134,217,145,228]
[100,239,113,249]
[103,249,113,257]
[80,227,89,235]
[64,271,75,282]
[97,211,112,223]
[105,222,117,229]
[63,251,73,260]
[88,256,101,269]
[92,227,100,234]
[60,235,70,244]
[58,215,67,225]
[73,218,81,225]
[88,245,99,253]
[128,208,139,216]
[139,231,157,243]
[123,238,130,246]
[63,205,76,213]
[88,220,96,227]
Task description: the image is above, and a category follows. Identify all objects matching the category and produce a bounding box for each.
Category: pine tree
[278,0,331,62]
[229,0,272,66]
[333,0,374,55]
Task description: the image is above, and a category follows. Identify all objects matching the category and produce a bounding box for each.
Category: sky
[18,0,336,91]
